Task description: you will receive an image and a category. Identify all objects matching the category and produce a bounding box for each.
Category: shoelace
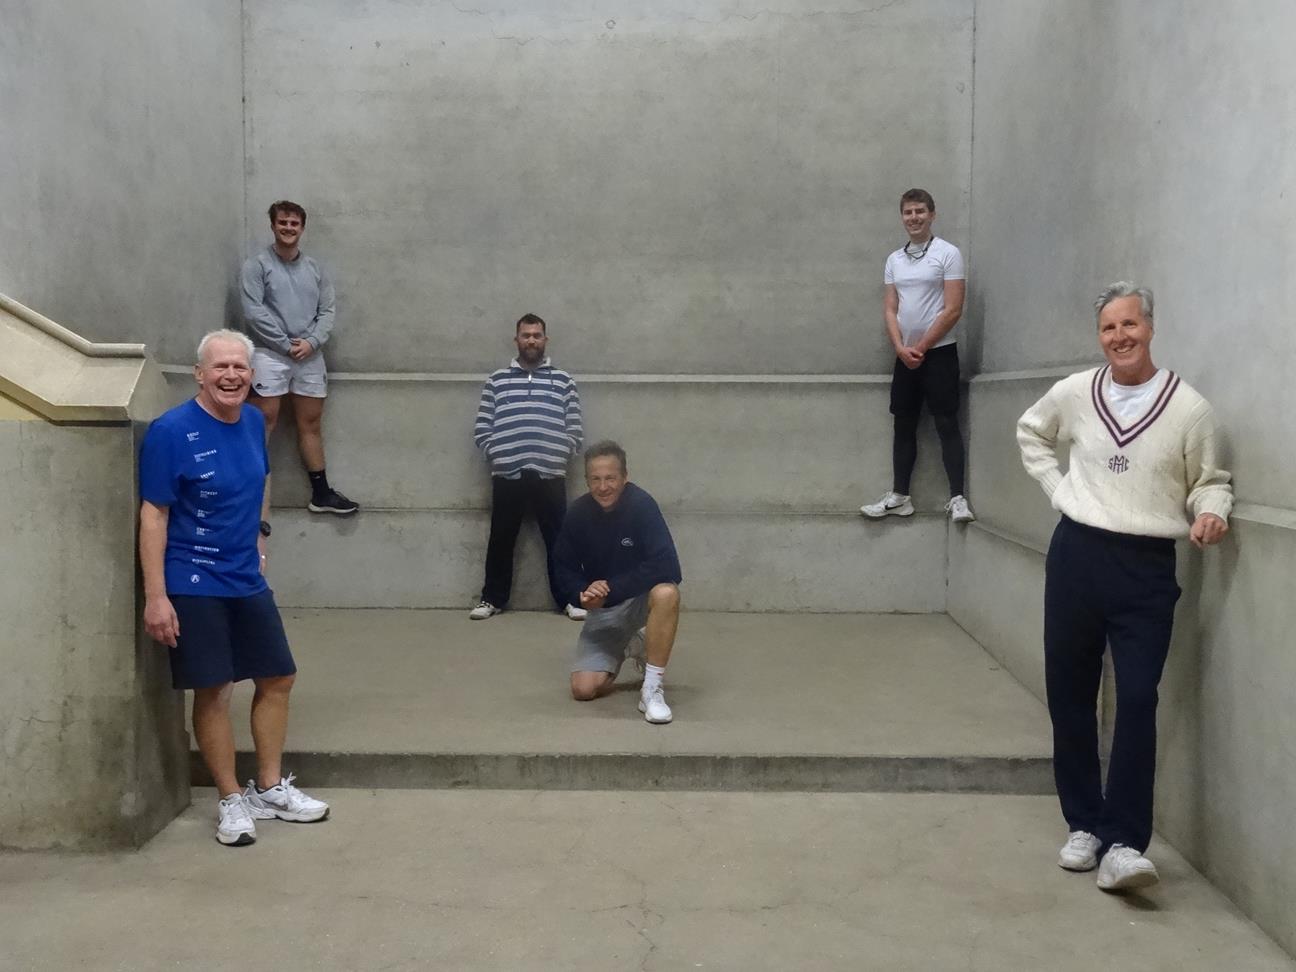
[1065,832,1096,852]
[276,773,309,809]
[1107,845,1141,866]
[223,795,254,827]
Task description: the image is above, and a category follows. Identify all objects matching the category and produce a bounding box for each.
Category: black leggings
[892,413,966,497]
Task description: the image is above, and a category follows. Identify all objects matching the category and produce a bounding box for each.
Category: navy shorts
[890,343,960,417]
[169,590,296,690]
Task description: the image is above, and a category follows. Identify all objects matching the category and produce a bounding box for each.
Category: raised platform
[192,610,1053,793]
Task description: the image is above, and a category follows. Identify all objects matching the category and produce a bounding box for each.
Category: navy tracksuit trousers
[481,471,568,611]
[1044,515,1180,853]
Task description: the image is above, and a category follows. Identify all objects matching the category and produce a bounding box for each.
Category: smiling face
[586,455,628,511]
[900,200,934,243]
[194,338,253,420]
[1098,295,1156,383]
[271,211,304,253]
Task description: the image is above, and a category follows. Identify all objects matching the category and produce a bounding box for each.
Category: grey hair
[196,329,255,365]
[1094,281,1154,326]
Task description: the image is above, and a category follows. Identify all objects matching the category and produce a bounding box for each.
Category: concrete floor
[207,610,1051,758]
[2,789,1290,971]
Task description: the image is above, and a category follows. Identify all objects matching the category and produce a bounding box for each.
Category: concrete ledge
[198,750,1054,794]
[162,371,956,514]
[264,508,949,612]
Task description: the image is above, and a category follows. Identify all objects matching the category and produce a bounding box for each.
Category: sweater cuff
[1039,469,1063,499]
[1193,494,1233,523]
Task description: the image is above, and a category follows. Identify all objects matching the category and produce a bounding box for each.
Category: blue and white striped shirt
[474,358,583,479]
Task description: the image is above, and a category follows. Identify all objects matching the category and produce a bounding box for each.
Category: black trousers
[481,471,568,610]
[1043,516,1180,853]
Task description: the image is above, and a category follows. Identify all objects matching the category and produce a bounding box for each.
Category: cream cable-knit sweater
[1017,366,1233,539]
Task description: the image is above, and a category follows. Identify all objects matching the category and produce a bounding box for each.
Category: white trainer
[1057,830,1102,871]
[216,793,257,846]
[242,774,330,823]
[860,491,915,518]
[469,600,501,620]
[946,494,976,523]
[1096,845,1159,891]
[625,627,647,676]
[564,603,588,621]
[639,684,673,724]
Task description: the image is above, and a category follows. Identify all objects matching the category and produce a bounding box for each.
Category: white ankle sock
[643,663,665,694]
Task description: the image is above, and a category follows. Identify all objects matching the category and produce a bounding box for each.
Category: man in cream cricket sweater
[1017,281,1232,894]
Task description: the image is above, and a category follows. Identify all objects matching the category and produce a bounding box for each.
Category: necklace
[903,236,933,260]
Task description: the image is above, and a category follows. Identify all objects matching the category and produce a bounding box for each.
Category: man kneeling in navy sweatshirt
[554,440,683,724]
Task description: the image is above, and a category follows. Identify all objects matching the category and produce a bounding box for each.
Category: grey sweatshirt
[240,246,336,354]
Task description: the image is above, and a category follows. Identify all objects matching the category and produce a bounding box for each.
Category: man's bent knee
[571,672,611,701]
[649,583,680,610]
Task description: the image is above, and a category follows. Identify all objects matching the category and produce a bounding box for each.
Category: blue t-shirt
[139,399,270,597]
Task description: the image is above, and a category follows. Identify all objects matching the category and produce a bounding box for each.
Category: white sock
[643,663,665,695]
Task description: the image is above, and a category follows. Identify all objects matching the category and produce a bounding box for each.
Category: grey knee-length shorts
[570,594,649,674]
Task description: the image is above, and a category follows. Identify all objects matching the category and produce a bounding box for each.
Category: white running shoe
[564,603,588,621]
[946,494,976,523]
[469,600,501,620]
[639,684,673,724]
[1057,830,1102,871]
[242,774,330,823]
[1096,845,1159,891]
[860,492,915,518]
[216,793,257,846]
[625,627,647,676]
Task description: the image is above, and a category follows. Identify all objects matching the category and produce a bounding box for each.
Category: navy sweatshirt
[553,483,682,608]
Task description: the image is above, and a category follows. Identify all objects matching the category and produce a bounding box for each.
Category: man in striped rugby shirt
[471,313,585,620]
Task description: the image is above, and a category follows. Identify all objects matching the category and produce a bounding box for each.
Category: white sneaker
[860,491,914,518]
[242,774,330,823]
[564,603,587,621]
[1057,830,1102,871]
[216,793,257,846]
[1096,845,1159,891]
[469,600,501,620]
[946,494,976,523]
[639,684,673,724]
[625,627,647,676]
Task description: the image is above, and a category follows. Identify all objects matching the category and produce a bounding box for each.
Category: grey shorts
[571,594,650,674]
[252,346,328,398]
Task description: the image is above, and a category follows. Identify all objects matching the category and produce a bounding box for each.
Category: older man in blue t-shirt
[553,441,683,724]
[139,330,329,847]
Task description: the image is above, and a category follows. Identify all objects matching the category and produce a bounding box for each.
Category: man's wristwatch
[259,520,272,538]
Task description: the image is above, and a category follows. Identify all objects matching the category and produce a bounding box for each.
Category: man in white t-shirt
[861,188,975,524]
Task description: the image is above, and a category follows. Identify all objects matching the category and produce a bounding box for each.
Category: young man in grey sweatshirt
[241,200,358,515]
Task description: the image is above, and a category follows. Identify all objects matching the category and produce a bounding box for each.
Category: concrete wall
[164,370,952,611]
[0,0,243,363]
[956,2,1296,955]
[243,0,974,375]
[0,397,188,849]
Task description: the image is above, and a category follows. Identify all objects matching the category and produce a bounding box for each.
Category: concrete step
[261,509,948,611]
[163,370,960,514]
[190,610,1052,793]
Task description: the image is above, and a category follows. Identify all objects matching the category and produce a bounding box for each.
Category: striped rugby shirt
[1017,366,1232,538]
[474,357,583,479]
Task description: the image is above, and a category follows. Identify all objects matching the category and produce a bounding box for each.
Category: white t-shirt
[1103,368,1169,422]
[884,237,965,349]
